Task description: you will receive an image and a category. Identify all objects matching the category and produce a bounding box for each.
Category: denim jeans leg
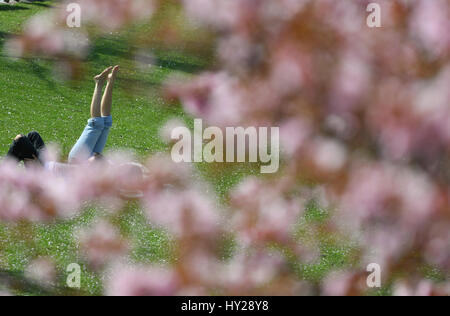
[68,117,105,163]
[92,116,112,155]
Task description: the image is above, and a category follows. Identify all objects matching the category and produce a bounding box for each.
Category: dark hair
[7,136,38,162]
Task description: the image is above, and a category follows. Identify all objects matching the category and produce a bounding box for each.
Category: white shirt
[44,161,72,175]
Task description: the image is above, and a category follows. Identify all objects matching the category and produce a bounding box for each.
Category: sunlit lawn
[0,1,359,295]
[0,1,201,295]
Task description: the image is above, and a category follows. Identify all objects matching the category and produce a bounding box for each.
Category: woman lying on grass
[7,66,120,172]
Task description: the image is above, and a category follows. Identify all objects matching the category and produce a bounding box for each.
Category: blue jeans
[68,116,112,163]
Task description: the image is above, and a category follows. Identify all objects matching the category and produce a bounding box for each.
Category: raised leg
[86,65,120,156]
[68,67,113,163]
[69,116,108,163]
[101,65,120,117]
[91,66,112,118]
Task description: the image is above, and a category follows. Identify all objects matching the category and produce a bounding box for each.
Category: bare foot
[108,65,120,82]
[94,66,113,83]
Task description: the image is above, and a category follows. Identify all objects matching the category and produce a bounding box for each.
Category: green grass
[0,1,387,296]
[0,4,190,158]
[0,0,262,296]
[0,1,200,295]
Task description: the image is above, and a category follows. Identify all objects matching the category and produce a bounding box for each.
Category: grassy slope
[0,1,366,296]
[0,4,188,157]
[0,1,192,295]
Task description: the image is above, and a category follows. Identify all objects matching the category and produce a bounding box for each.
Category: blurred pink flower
[144,189,221,237]
[166,73,243,127]
[25,258,57,288]
[231,178,304,245]
[1,0,449,296]
[106,265,179,296]
[410,0,450,58]
[78,221,129,269]
[341,163,438,228]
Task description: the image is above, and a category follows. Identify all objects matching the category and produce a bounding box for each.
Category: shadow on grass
[119,76,160,90]
[0,30,12,39]
[0,4,29,11]
[0,58,78,104]
[0,30,14,46]
[27,1,53,8]
[90,38,206,74]
[27,60,58,89]
[88,38,131,62]
[0,269,89,296]
[155,56,204,74]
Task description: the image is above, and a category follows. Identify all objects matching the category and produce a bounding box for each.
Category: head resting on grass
[6,135,38,162]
